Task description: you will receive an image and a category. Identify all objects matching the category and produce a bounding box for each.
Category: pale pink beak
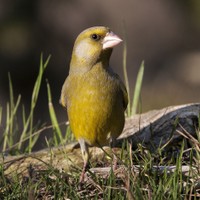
[102,31,123,50]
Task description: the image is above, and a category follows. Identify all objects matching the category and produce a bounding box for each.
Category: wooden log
[119,103,200,150]
[1,103,200,176]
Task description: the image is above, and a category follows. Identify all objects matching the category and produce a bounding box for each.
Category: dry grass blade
[177,123,200,151]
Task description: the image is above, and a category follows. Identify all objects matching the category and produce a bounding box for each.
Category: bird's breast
[65,67,124,146]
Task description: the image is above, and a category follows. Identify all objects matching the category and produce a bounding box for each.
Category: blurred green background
[0,0,200,149]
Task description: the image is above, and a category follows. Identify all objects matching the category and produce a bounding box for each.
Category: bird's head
[70,26,122,73]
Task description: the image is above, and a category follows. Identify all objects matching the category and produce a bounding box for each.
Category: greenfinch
[60,26,128,181]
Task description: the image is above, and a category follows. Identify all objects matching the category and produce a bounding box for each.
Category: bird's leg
[110,137,118,170]
[78,139,89,183]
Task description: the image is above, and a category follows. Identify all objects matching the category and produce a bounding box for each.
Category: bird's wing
[114,74,128,110]
[60,78,68,108]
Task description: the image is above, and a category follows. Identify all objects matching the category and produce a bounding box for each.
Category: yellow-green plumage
[60,26,128,181]
[62,63,126,146]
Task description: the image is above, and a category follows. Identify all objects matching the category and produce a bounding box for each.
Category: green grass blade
[131,61,144,115]
[46,80,63,145]
[18,54,51,152]
[28,54,51,152]
[31,54,51,110]
[3,103,10,151]
[18,115,31,149]
[7,74,14,146]
[122,23,145,117]
[2,75,21,151]
[64,125,74,143]
[122,30,130,116]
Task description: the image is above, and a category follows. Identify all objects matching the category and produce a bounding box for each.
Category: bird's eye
[91,34,101,41]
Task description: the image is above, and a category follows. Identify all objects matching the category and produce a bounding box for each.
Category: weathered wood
[90,165,197,178]
[1,103,200,176]
[118,103,200,150]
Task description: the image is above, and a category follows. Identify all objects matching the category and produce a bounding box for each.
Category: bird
[60,26,128,182]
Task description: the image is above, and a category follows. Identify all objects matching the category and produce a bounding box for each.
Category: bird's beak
[102,31,123,50]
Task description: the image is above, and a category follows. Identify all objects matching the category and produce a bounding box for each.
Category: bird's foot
[79,169,87,183]
[79,162,90,183]
[112,147,118,171]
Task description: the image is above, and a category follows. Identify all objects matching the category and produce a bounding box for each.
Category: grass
[122,24,144,116]
[0,141,199,199]
[0,53,199,199]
